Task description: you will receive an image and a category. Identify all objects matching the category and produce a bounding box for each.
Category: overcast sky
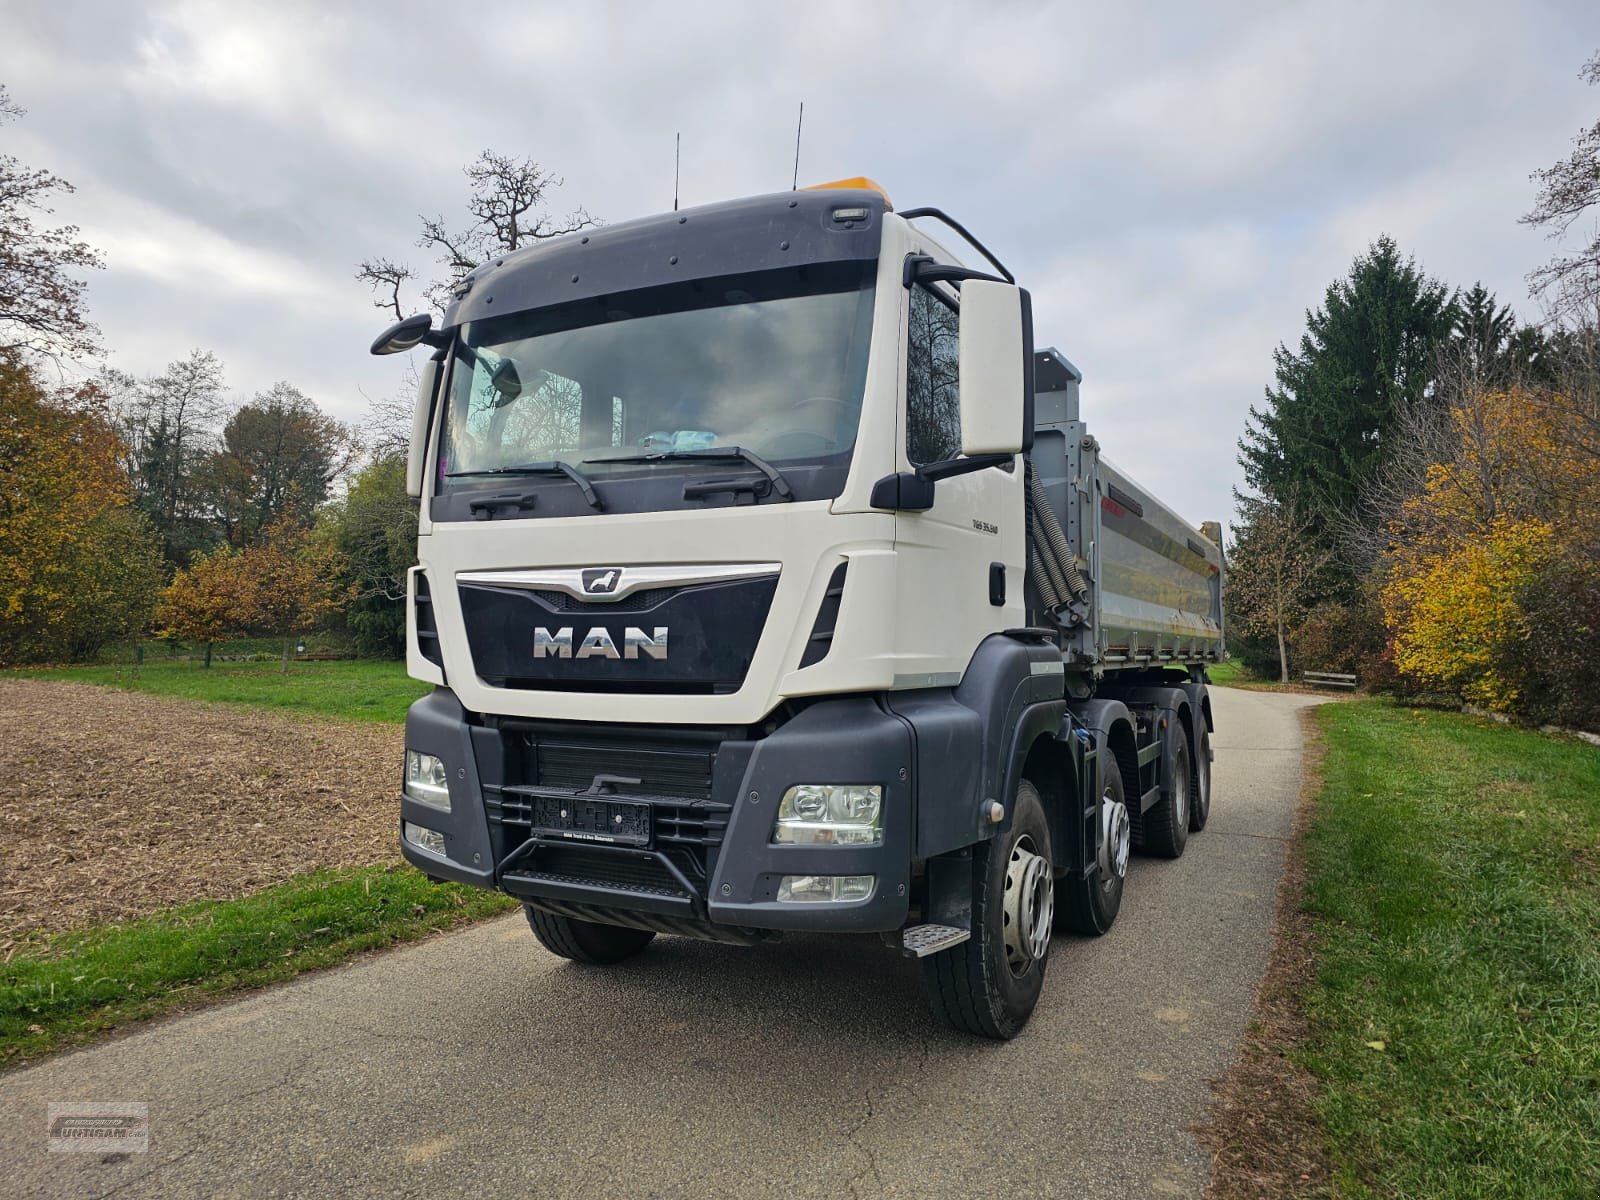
[3,0,1596,526]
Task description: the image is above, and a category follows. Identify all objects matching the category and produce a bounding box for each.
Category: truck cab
[380,180,1223,1038]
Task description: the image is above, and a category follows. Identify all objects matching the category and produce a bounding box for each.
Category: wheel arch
[1019,731,1078,869]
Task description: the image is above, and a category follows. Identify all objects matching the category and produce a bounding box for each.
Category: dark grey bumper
[397,689,913,933]
[397,688,496,890]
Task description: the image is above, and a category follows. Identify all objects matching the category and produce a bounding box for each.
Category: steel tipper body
[381,180,1224,1037]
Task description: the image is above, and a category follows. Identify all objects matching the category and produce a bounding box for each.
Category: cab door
[889,269,1027,687]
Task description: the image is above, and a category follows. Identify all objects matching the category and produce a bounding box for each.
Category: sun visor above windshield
[443,189,885,329]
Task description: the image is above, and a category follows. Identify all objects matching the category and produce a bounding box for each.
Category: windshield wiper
[584,447,793,501]
[447,460,603,510]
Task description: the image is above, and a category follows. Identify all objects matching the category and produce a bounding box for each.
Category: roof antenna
[673,132,680,212]
[791,102,804,190]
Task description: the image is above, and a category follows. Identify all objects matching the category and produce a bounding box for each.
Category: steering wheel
[763,428,837,457]
[774,397,853,456]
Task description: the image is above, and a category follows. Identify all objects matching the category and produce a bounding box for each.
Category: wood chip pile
[2,679,405,940]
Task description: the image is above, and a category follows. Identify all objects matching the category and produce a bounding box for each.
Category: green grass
[1207,660,1246,686]
[1301,701,1600,1198]
[2,865,516,1067]
[21,658,429,724]
[1207,658,1302,690]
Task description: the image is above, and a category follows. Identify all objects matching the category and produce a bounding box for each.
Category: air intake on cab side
[799,562,848,668]
[414,572,443,669]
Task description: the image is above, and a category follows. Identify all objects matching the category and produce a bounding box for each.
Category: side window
[906,283,961,465]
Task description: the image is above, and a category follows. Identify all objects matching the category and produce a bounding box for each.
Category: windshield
[435,262,876,516]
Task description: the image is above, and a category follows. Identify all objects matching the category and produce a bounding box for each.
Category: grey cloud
[2,0,1596,526]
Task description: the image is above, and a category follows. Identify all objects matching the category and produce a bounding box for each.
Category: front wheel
[922,780,1054,1039]
[524,907,655,964]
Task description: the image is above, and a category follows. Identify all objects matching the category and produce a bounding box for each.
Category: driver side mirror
[370,313,437,356]
[958,280,1032,457]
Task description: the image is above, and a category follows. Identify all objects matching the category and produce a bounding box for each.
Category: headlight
[771,784,882,846]
[404,750,451,812]
[403,821,447,857]
[776,874,876,903]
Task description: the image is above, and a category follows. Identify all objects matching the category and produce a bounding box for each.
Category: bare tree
[1522,51,1600,324]
[1333,337,1497,576]
[1227,492,1332,683]
[358,150,594,318]
[357,358,420,463]
[0,86,104,362]
[355,257,414,323]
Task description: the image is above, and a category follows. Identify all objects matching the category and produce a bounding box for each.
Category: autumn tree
[1522,50,1600,324]
[238,522,351,672]
[203,382,356,545]
[1225,493,1332,683]
[0,86,104,361]
[158,525,351,670]
[1379,372,1600,717]
[155,546,251,667]
[0,358,162,664]
[357,150,594,318]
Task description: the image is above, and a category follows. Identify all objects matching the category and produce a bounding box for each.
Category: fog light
[403,821,447,857]
[772,784,882,846]
[405,750,451,812]
[776,874,876,903]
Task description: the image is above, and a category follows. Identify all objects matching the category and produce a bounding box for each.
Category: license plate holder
[529,795,652,847]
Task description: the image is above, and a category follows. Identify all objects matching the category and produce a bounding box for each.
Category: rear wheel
[923,780,1054,1039]
[524,907,655,964]
[1057,751,1129,935]
[1188,725,1212,832]
[1140,733,1191,859]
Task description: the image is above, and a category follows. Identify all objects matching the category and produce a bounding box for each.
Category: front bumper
[399,688,914,933]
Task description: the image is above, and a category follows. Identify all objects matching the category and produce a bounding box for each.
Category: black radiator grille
[527,587,676,613]
[485,726,731,899]
[536,734,712,801]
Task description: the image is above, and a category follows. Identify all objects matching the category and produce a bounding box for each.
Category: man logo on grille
[582,568,621,594]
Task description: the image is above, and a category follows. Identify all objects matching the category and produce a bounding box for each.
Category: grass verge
[1294,702,1599,1197]
[2,865,516,1069]
[21,658,428,723]
[1206,659,1327,692]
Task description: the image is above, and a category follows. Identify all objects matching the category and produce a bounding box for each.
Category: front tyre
[922,780,1054,1039]
[524,907,655,964]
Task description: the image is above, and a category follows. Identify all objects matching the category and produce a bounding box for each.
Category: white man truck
[375,179,1224,1039]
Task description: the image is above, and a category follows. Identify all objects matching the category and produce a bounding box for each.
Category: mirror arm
[918,452,1012,481]
[899,207,1017,283]
[902,255,1007,290]
[870,453,1013,512]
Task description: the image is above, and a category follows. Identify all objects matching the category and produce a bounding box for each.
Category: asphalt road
[2,686,1328,1200]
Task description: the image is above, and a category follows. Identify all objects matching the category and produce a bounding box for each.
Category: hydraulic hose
[1025,460,1089,620]
[1028,464,1087,600]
